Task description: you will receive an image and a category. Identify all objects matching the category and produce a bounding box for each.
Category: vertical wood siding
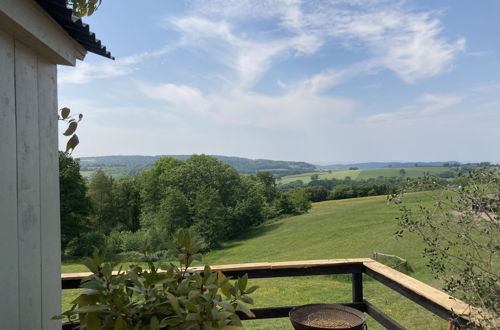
[16,40,43,330]
[38,57,61,330]
[0,33,61,329]
[0,29,20,330]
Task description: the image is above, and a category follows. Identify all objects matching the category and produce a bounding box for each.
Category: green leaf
[86,312,102,330]
[236,301,255,318]
[217,271,231,298]
[63,121,78,136]
[238,274,248,292]
[73,304,109,313]
[61,107,70,119]
[65,134,79,153]
[114,316,127,330]
[240,295,253,304]
[244,285,259,294]
[150,316,159,330]
[166,292,180,314]
[217,301,235,313]
[102,263,113,279]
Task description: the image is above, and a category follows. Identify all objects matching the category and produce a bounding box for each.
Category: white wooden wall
[0,29,61,330]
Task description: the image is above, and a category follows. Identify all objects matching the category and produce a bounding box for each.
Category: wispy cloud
[362,93,463,124]
[61,0,464,89]
[139,80,354,130]
[58,45,176,84]
[170,16,319,89]
[187,0,465,84]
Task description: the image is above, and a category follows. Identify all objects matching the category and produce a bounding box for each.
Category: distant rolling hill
[77,154,465,180]
[278,166,460,185]
[78,155,317,178]
[316,161,460,170]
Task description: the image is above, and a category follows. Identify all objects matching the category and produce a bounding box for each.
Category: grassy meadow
[62,192,449,329]
[278,166,457,185]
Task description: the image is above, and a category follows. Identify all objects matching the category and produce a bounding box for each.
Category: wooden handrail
[61,258,374,280]
[61,258,496,328]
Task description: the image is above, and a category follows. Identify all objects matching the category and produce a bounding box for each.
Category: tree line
[60,153,311,257]
[279,168,486,203]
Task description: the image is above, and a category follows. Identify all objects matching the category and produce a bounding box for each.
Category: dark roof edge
[36,0,114,60]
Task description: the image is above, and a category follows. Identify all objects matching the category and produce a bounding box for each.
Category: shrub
[56,230,258,329]
[121,230,147,252]
[64,232,107,257]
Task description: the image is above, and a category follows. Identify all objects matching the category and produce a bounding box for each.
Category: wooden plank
[15,40,42,329]
[38,56,61,330]
[0,0,86,65]
[364,261,471,316]
[0,28,19,330]
[364,300,406,330]
[62,259,372,285]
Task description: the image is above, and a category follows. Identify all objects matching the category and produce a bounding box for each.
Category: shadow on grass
[218,221,284,250]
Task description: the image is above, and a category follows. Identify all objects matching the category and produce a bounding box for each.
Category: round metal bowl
[289,304,366,330]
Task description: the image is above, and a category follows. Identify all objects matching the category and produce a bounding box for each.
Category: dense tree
[307,186,328,202]
[329,184,355,200]
[87,169,115,234]
[59,152,91,252]
[256,171,278,203]
[112,177,141,232]
[139,155,269,248]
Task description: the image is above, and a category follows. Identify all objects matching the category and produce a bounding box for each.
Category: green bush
[121,230,147,252]
[65,232,106,257]
[105,231,125,255]
[56,230,258,329]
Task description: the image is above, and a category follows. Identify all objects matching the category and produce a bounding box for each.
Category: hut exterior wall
[0,18,66,330]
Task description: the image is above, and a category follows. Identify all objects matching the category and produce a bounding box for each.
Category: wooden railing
[61,258,476,329]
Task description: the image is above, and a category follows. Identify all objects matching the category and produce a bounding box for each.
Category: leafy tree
[399,169,406,176]
[308,185,328,202]
[88,169,115,234]
[275,188,311,215]
[112,177,141,232]
[390,168,499,328]
[329,184,355,200]
[139,155,267,249]
[288,188,312,213]
[256,171,278,203]
[310,174,319,181]
[59,152,91,252]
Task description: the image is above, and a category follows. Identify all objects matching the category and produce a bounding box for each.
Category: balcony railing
[61,258,476,329]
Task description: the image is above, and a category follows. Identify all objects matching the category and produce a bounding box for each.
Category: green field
[62,192,452,329]
[278,166,457,185]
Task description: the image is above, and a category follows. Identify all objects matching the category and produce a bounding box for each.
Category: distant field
[62,192,450,329]
[278,166,457,185]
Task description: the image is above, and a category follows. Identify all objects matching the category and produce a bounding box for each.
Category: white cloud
[186,0,464,84]
[139,83,208,114]
[170,16,318,89]
[414,94,463,113]
[58,45,176,84]
[362,93,463,124]
[61,1,464,88]
[139,81,354,130]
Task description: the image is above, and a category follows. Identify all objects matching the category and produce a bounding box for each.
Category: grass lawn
[62,193,448,329]
[278,166,457,184]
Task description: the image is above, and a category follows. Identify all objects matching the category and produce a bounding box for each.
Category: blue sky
[58,0,500,164]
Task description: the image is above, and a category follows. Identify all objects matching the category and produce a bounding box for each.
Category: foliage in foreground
[56,230,257,329]
[390,168,499,328]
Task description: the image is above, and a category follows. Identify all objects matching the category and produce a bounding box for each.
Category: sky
[58,0,500,164]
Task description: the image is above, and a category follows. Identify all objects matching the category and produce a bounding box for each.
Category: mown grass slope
[62,193,448,329]
[278,166,456,184]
